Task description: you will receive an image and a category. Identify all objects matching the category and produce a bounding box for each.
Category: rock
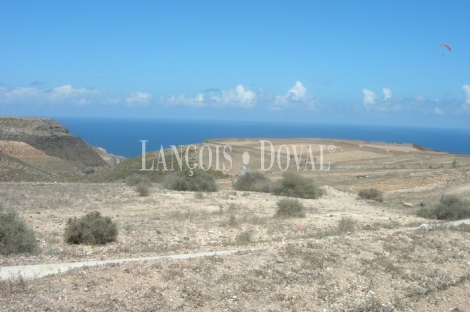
[402,202,413,207]
[275,257,285,263]
[383,306,393,312]
[414,286,429,296]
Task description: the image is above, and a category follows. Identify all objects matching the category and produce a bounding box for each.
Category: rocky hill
[0,116,107,166]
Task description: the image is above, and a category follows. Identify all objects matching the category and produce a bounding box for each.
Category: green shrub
[126,173,152,187]
[270,172,323,199]
[162,169,218,192]
[64,211,118,245]
[234,172,271,192]
[136,183,150,196]
[0,205,38,255]
[276,198,306,218]
[417,195,470,220]
[358,188,383,202]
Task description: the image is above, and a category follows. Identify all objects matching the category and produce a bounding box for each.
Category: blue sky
[1,1,469,127]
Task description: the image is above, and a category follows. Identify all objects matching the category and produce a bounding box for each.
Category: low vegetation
[0,204,38,255]
[270,172,323,199]
[126,173,152,187]
[417,194,470,220]
[358,188,383,202]
[135,183,150,196]
[276,198,306,218]
[64,211,118,245]
[162,169,219,192]
[233,172,271,192]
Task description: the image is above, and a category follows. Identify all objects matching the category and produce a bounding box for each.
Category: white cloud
[383,88,392,101]
[463,85,470,104]
[126,92,152,107]
[362,88,377,106]
[0,84,99,105]
[274,81,317,109]
[412,94,428,103]
[433,107,444,115]
[163,85,256,108]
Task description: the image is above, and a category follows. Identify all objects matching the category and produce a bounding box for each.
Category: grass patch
[162,169,218,192]
[64,211,118,245]
[358,188,383,202]
[276,198,306,218]
[417,194,470,220]
[270,172,323,199]
[0,205,38,255]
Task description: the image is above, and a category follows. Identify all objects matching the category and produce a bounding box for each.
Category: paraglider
[439,44,451,51]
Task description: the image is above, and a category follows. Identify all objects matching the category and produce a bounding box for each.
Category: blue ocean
[56,118,470,158]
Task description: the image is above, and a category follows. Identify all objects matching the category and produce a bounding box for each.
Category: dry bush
[135,183,150,196]
[236,231,252,245]
[234,172,271,192]
[64,211,118,245]
[337,217,357,233]
[270,172,323,199]
[162,169,218,192]
[417,194,470,220]
[0,204,38,255]
[358,188,383,202]
[276,198,306,218]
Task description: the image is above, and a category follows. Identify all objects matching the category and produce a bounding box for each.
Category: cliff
[0,116,107,166]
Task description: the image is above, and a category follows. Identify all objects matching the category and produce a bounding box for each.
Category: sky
[1,0,469,128]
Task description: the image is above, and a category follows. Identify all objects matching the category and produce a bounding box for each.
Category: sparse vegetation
[234,172,271,192]
[275,198,306,218]
[270,172,323,199]
[228,214,238,227]
[126,173,152,187]
[337,217,357,233]
[236,231,252,244]
[417,194,470,220]
[64,211,118,245]
[194,192,204,199]
[135,183,150,196]
[358,188,383,202]
[162,169,219,192]
[0,204,38,255]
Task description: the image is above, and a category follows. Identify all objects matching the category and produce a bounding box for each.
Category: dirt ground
[1,138,470,311]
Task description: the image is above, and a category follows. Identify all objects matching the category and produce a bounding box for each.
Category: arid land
[1,138,470,311]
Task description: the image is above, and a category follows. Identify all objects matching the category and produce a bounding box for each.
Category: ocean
[56,118,470,158]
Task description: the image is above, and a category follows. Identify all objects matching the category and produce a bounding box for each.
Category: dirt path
[444,182,470,195]
[0,249,249,281]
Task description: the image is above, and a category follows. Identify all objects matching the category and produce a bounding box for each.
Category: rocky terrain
[1,137,470,311]
[0,117,124,181]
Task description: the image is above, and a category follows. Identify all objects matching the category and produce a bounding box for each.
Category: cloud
[412,94,428,103]
[0,84,100,105]
[463,85,470,105]
[28,80,46,87]
[126,92,152,107]
[383,88,392,101]
[362,89,377,106]
[433,107,444,115]
[274,81,318,110]
[162,85,256,108]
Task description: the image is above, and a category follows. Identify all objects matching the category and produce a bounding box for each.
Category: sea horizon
[56,117,470,158]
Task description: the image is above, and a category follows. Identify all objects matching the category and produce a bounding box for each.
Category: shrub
[136,183,150,196]
[236,231,252,245]
[270,172,323,199]
[64,211,118,245]
[417,194,470,220]
[162,169,218,192]
[0,205,38,255]
[126,174,152,187]
[358,188,383,202]
[337,217,357,233]
[234,172,271,192]
[228,214,238,227]
[276,198,306,218]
